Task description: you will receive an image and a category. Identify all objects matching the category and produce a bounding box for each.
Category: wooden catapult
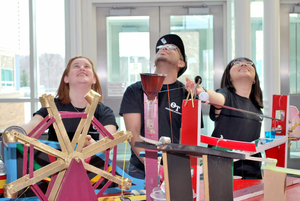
[2,90,133,201]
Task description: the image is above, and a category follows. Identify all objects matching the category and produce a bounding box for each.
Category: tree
[20,68,29,87]
[39,53,65,90]
[18,54,65,94]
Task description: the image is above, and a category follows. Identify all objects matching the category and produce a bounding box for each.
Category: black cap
[156,34,187,77]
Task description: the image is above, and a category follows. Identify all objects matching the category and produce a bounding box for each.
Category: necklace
[71,103,86,113]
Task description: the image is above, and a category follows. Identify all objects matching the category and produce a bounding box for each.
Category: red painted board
[181,99,201,201]
[233,179,263,191]
[265,95,288,168]
[200,135,257,152]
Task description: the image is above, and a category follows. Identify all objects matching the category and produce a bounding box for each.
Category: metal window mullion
[297,21,300,93]
[29,0,38,114]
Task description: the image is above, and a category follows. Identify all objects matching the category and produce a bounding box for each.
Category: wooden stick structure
[135,141,246,201]
[262,159,300,201]
[3,90,133,200]
[184,89,194,108]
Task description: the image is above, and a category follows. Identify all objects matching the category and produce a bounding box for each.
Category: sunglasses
[156,45,183,60]
[156,44,179,50]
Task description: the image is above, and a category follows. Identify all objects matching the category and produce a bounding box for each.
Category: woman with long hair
[186,57,263,179]
[22,56,118,145]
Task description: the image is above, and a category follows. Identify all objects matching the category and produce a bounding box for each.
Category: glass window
[1,69,14,87]
[250,1,264,87]
[36,0,65,97]
[170,15,214,137]
[1,55,15,88]
[0,1,29,95]
[0,0,65,131]
[0,0,30,131]
[250,0,264,136]
[289,13,300,158]
[107,16,150,85]
[106,16,150,138]
[289,13,300,94]
[170,15,214,90]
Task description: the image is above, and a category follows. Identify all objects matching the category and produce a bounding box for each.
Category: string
[15,186,30,200]
[120,140,128,198]
[166,75,174,143]
[159,86,185,93]
[71,103,86,113]
[159,85,279,121]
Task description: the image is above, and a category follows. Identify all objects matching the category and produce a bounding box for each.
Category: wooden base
[197,177,300,201]
[263,170,286,201]
[135,142,245,201]
[162,152,194,201]
[203,155,233,201]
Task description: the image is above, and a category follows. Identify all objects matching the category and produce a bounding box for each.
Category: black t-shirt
[34,98,118,141]
[209,88,262,179]
[210,88,262,142]
[119,80,204,170]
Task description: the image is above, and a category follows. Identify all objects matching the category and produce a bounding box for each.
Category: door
[280,3,300,169]
[96,3,226,137]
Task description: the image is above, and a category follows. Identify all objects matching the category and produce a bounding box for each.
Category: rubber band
[15,186,30,200]
[215,135,224,149]
[278,95,284,107]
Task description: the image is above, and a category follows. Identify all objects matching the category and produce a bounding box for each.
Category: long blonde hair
[55,56,103,104]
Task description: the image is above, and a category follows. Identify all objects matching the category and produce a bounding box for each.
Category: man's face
[155,44,183,65]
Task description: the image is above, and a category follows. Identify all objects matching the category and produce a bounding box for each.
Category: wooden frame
[135,141,246,201]
[2,90,143,200]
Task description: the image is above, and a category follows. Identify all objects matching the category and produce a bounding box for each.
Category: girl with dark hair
[186,57,263,179]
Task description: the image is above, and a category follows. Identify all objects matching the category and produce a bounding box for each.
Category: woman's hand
[185,77,195,92]
[185,77,206,95]
[83,134,96,148]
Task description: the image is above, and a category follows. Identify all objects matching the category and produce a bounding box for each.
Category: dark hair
[56,56,103,104]
[220,57,263,108]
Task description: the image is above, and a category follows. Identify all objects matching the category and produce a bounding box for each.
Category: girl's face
[64,58,96,86]
[229,60,256,83]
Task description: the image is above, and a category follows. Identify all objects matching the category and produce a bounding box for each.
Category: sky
[0,0,65,56]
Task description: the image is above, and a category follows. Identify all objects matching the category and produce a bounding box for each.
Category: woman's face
[229,59,256,84]
[64,58,96,86]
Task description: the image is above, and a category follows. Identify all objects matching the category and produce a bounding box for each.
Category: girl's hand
[83,135,96,147]
[185,77,195,92]
[185,77,206,95]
